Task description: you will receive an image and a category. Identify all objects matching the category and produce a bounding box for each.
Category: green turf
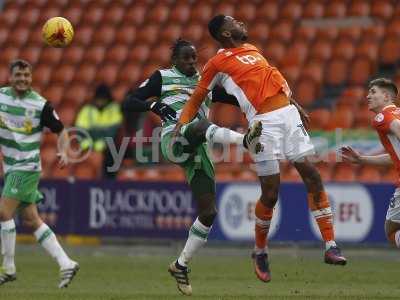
[1,245,399,299]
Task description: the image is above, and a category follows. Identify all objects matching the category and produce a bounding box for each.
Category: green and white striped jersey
[0,87,46,174]
[157,67,212,136]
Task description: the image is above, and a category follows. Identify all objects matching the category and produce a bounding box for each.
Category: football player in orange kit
[342,78,400,249]
[173,15,347,283]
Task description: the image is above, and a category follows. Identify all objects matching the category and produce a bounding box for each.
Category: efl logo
[218,184,281,241]
[309,184,373,242]
[235,54,262,65]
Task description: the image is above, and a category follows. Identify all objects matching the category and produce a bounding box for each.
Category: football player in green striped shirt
[123,39,261,296]
[0,59,79,288]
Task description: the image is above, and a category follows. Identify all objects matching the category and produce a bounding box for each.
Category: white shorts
[250,105,315,163]
[386,188,400,223]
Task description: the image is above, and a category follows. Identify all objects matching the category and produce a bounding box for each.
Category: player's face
[174,45,197,77]
[10,66,32,94]
[366,86,388,112]
[221,16,248,42]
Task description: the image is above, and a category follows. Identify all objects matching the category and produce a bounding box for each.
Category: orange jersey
[373,105,400,184]
[197,43,291,121]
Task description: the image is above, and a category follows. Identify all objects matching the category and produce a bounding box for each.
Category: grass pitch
[1,244,399,300]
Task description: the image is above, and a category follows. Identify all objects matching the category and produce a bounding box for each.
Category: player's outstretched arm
[340,146,392,165]
[290,97,310,130]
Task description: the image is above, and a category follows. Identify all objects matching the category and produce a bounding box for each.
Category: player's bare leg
[0,198,19,285]
[21,204,79,288]
[253,173,280,282]
[294,159,347,265]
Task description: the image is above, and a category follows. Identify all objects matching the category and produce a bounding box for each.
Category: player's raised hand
[340,146,361,164]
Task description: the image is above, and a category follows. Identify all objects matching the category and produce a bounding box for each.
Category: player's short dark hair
[171,38,193,59]
[208,15,226,40]
[369,78,398,99]
[9,59,32,73]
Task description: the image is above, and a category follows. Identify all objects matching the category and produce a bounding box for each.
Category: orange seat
[348,1,370,16]
[2,7,19,27]
[58,105,77,126]
[19,46,41,66]
[269,20,293,43]
[80,6,103,25]
[102,5,124,25]
[309,39,332,61]
[42,85,64,107]
[114,26,136,45]
[357,166,381,183]
[256,2,278,22]
[0,27,8,45]
[104,44,128,64]
[73,63,97,84]
[355,41,378,61]
[263,40,285,66]
[135,24,159,45]
[336,86,365,109]
[380,36,400,65]
[92,26,115,46]
[123,5,146,26]
[95,64,119,86]
[280,1,302,20]
[147,4,169,23]
[39,47,62,66]
[362,25,385,42]
[0,47,19,64]
[324,1,347,17]
[118,63,141,85]
[63,83,88,107]
[113,84,130,103]
[332,163,356,182]
[285,40,309,65]
[294,77,319,107]
[37,6,61,24]
[371,1,393,20]
[52,64,75,85]
[339,27,362,41]
[329,108,354,129]
[83,46,105,64]
[349,56,373,85]
[280,65,300,87]
[34,64,52,88]
[250,22,269,44]
[325,57,348,86]
[234,3,256,22]
[303,1,324,18]
[381,167,397,183]
[127,45,150,63]
[7,27,29,47]
[73,25,94,46]
[0,66,9,86]
[301,59,324,84]
[332,38,355,60]
[190,3,212,23]
[160,24,182,43]
[214,3,235,16]
[315,27,339,41]
[62,46,84,65]
[385,19,400,37]
[294,25,316,42]
[182,23,204,43]
[149,43,172,67]
[63,5,82,25]
[169,4,190,23]
[309,108,331,130]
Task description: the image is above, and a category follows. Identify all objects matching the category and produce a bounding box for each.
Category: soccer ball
[42,17,74,48]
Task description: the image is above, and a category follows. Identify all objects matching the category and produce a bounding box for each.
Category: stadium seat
[33,64,52,88]
[332,38,355,60]
[234,3,256,22]
[385,19,400,37]
[135,24,159,45]
[92,25,115,46]
[280,65,300,87]
[63,83,88,107]
[269,20,293,44]
[324,1,347,18]
[73,25,94,46]
[263,40,285,66]
[189,3,212,23]
[309,108,331,130]
[169,4,190,23]
[63,5,82,25]
[18,8,40,27]
[348,0,370,17]
[118,63,141,86]
[315,27,339,41]
[214,2,235,16]
[1,7,19,27]
[37,6,61,24]
[0,27,8,46]
[355,41,378,61]
[280,1,303,20]
[58,105,77,126]
[0,47,19,64]
[73,63,97,84]
[250,21,269,44]
[256,2,278,22]
[123,4,146,26]
[42,84,64,107]
[379,36,400,66]
[113,83,130,103]
[349,56,374,86]
[104,44,128,64]
[95,64,119,86]
[52,64,75,85]
[325,57,348,87]
[114,26,136,45]
[148,4,170,24]
[332,163,356,182]
[0,66,9,86]
[182,22,204,43]
[83,46,105,64]
[329,108,354,129]
[19,46,41,66]
[294,25,316,42]
[371,1,394,20]
[80,6,103,25]
[357,165,381,183]
[353,104,373,128]
[300,59,323,84]
[362,24,385,42]
[285,40,309,66]
[127,45,150,63]
[309,39,332,61]
[39,47,63,66]
[102,5,125,25]
[295,77,320,107]
[160,24,182,43]
[149,43,172,67]
[62,46,84,66]
[336,86,365,109]
[303,1,324,18]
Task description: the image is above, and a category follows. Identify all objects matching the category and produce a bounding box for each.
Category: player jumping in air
[173,15,347,284]
[0,59,79,288]
[341,78,400,249]
[123,38,262,295]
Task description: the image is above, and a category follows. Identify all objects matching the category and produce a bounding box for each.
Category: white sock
[395,231,400,248]
[325,240,337,250]
[177,218,211,267]
[34,223,72,270]
[205,124,244,145]
[1,219,16,274]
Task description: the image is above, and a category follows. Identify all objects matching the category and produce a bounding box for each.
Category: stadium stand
[0,0,399,182]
